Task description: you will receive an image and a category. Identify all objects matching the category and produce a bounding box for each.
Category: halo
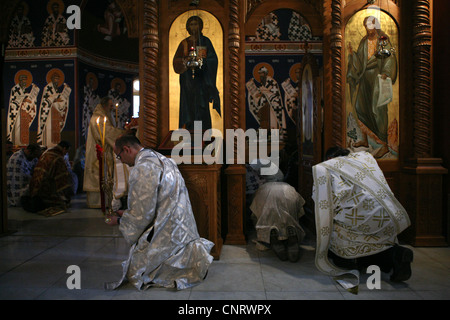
[14,69,33,87]
[289,63,302,82]
[86,72,98,90]
[253,62,274,82]
[111,78,126,95]
[46,68,65,86]
[17,1,30,17]
[176,10,211,38]
[47,0,64,15]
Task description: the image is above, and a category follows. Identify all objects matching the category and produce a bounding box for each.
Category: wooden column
[403,159,447,246]
[139,0,159,148]
[401,0,448,246]
[330,0,344,148]
[224,165,246,244]
[224,0,246,245]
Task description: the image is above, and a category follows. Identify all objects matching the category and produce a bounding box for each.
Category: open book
[376,74,393,108]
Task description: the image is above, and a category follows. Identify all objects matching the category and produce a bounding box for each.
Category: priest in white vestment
[250,182,306,262]
[105,134,214,290]
[83,97,126,208]
[312,147,412,292]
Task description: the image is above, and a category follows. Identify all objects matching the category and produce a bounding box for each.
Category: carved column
[330,0,343,147]
[224,0,246,244]
[402,0,448,246]
[412,0,432,158]
[140,0,159,148]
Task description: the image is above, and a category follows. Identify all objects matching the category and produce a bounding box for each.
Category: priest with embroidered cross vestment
[312,147,412,292]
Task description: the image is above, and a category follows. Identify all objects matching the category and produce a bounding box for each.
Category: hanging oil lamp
[185,46,203,79]
[376,35,391,58]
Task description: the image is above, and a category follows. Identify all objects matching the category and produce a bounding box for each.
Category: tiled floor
[1,194,449,300]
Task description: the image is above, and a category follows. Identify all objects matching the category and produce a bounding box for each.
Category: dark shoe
[270,229,288,261]
[390,245,413,282]
[286,226,300,262]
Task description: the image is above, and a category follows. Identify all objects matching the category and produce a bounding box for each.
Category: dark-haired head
[25,143,42,160]
[325,146,350,160]
[26,143,41,154]
[115,133,142,150]
[58,140,71,150]
[100,96,112,107]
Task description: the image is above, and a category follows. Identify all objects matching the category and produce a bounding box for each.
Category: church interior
[0,0,449,300]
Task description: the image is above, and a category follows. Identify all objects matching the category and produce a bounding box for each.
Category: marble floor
[1,193,449,301]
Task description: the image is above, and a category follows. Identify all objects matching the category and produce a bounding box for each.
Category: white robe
[250,182,305,246]
[7,83,39,145]
[37,83,71,147]
[312,151,410,291]
[105,149,214,290]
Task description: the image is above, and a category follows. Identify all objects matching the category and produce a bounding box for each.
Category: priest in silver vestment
[105,134,214,290]
[312,147,412,293]
[250,182,306,262]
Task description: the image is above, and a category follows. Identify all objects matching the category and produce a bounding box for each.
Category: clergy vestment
[250,182,306,248]
[312,151,410,291]
[83,104,125,208]
[29,145,72,210]
[6,149,38,206]
[7,82,40,146]
[36,82,71,147]
[246,75,287,140]
[105,148,214,290]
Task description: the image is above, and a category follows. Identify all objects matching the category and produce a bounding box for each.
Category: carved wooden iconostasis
[139,0,325,257]
[139,0,247,259]
[324,0,447,246]
[1,0,447,246]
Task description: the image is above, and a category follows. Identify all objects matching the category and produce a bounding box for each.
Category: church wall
[3,0,138,160]
[4,0,79,157]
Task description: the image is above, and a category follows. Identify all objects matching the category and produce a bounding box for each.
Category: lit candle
[102,116,106,148]
[115,103,118,126]
[96,117,102,143]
